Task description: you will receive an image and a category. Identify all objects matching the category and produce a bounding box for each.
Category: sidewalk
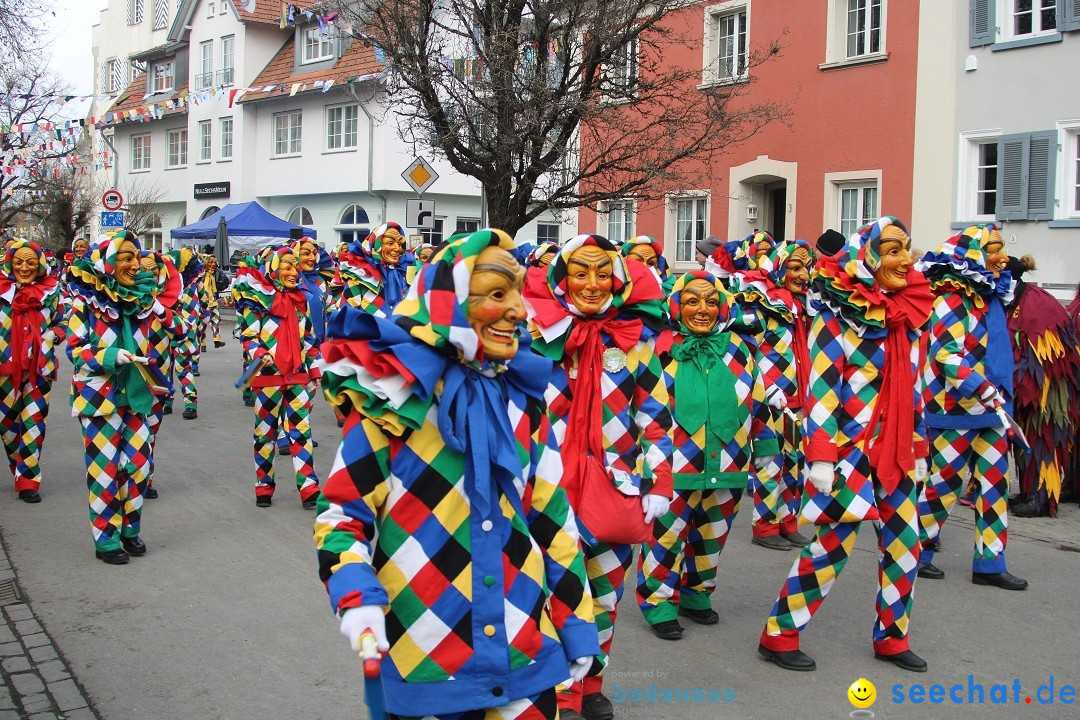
[0,533,100,720]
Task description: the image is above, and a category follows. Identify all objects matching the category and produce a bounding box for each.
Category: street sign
[406,198,435,229]
[100,211,125,228]
[102,189,124,211]
[401,157,439,195]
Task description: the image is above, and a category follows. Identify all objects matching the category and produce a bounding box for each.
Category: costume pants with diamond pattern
[761,469,919,655]
[252,383,319,502]
[917,426,1010,574]
[146,400,167,491]
[556,541,633,714]
[0,376,52,493]
[386,689,556,720]
[173,335,198,409]
[636,488,742,624]
[80,410,151,552]
[751,411,801,537]
[208,305,222,344]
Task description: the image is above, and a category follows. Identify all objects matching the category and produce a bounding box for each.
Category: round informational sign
[102,189,124,211]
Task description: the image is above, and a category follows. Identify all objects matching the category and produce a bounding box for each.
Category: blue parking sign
[100,211,125,228]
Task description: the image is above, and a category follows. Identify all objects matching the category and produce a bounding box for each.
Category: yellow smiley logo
[848,678,876,708]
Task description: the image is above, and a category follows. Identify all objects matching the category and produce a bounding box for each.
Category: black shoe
[163,405,173,415]
[182,407,197,419]
[1010,498,1041,518]
[559,712,584,720]
[758,643,816,671]
[201,345,207,353]
[120,536,147,556]
[678,606,719,625]
[302,494,321,510]
[752,535,792,551]
[215,341,226,348]
[255,496,272,508]
[933,538,942,552]
[95,548,130,565]
[780,530,812,548]
[337,418,345,428]
[193,370,201,377]
[580,692,614,720]
[917,562,944,580]
[18,489,41,503]
[875,649,928,672]
[651,620,684,640]
[277,445,291,456]
[244,397,255,407]
[144,485,159,499]
[312,439,319,448]
[972,571,1028,590]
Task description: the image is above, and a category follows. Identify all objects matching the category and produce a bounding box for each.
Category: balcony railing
[194,72,214,89]
[216,67,234,86]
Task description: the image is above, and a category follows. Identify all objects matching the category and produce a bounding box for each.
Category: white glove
[569,656,591,683]
[114,349,133,365]
[339,606,389,654]
[641,494,671,524]
[914,458,928,483]
[753,455,777,470]
[41,330,56,344]
[979,385,1004,410]
[765,386,788,410]
[808,461,835,494]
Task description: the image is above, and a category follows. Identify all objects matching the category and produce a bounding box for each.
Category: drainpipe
[347,82,387,225]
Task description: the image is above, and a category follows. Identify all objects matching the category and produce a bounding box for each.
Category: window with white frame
[302,26,335,64]
[129,60,144,85]
[106,58,124,93]
[131,133,151,171]
[152,61,174,93]
[608,38,638,94]
[456,218,481,234]
[220,0,229,14]
[1069,130,1080,217]
[337,204,370,244]
[705,2,748,84]
[273,110,303,156]
[154,0,170,30]
[145,214,163,252]
[326,103,358,151]
[957,132,1000,221]
[604,200,635,244]
[422,217,446,246]
[1008,0,1058,39]
[198,120,212,162]
[167,128,187,167]
[197,41,213,89]
[207,0,215,17]
[846,0,882,57]
[128,0,144,25]
[289,207,314,226]
[220,117,233,160]
[838,183,878,237]
[674,196,708,263]
[975,141,999,217]
[537,223,561,243]
[219,36,235,86]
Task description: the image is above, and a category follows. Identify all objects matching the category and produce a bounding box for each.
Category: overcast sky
[43,0,110,96]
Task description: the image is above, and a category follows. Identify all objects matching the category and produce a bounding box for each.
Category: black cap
[816,229,846,257]
[289,227,304,240]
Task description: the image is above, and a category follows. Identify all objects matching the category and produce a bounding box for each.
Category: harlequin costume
[315,229,598,720]
[330,222,413,318]
[758,217,934,672]
[231,245,321,508]
[913,226,1029,589]
[200,255,230,349]
[233,252,260,408]
[0,240,64,502]
[165,248,204,419]
[523,233,673,719]
[66,231,184,563]
[635,271,778,638]
[733,237,815,550]
[619,235,675,294]
[1002,255,1080,518]
[141,252,183,500]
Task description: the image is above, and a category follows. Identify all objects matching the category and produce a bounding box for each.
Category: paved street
[1,318,1079,720]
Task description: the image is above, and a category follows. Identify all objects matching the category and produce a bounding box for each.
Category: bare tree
[25,155,96,251]
[120,174,168,235]
[0,0,53,63]
[330,0,789,235]
[1,55,75,230]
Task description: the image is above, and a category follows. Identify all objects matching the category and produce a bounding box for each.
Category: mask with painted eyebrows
[566,245,614,315]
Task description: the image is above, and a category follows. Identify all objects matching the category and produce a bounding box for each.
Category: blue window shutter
[996,134,1029,221]
[1026,131,1058,220]
[1064,0,1080,31]
[970,0,995,46]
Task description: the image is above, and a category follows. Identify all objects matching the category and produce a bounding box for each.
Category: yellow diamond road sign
[402,156,439,195]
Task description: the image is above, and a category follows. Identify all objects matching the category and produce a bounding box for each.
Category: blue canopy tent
[169,202,316,260]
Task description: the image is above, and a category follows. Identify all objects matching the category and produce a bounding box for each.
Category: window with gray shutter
[99,62,108,93]
[154,0,170,30]
[997,134,1028,220]
[996,131,1059,221]
[970,0,995,46]
[1027,131,1058,220]
[1064,0,1080,30]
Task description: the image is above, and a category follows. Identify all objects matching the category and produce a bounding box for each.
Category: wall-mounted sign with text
[194,182,231,200]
